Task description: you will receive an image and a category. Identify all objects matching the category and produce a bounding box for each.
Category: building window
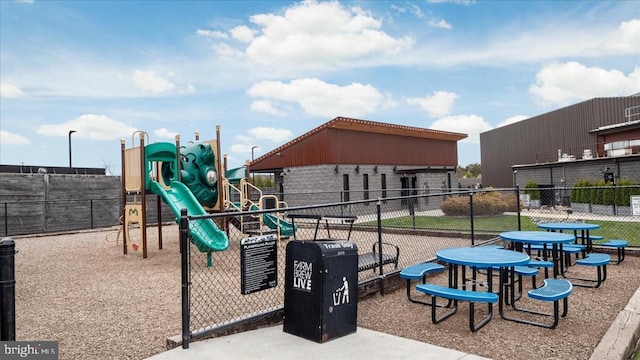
[343,174,350,202]
[363,174,369,200]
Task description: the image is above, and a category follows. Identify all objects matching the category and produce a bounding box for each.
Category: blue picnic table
[537,222,600,253]
[500,231,575,278]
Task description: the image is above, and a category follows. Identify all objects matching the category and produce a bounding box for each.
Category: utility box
[283,240,358,343]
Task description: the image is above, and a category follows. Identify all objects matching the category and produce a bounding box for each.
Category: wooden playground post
[139,132,148,259]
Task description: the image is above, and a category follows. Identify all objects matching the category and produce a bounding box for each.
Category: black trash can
[283,240,358,343]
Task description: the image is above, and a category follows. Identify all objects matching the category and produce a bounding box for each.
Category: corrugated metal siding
[253,127,459,171]
[252,129,331,170]
[481,97,640,187]
[327,128,457,166]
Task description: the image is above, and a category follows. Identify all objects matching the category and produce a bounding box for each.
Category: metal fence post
[90,199,95,229]
[515,186,521,231]
[469,193,475,246]
[180,209,191,349]
[3,203,7,237]
[376,198,384,295]
[0,237,16,341]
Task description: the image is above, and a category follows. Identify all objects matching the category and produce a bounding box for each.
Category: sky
[1,0,639,175]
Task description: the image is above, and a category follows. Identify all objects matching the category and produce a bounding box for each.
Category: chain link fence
[1,198,122,236]
[177,186,640,347]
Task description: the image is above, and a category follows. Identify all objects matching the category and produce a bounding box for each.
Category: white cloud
[406,91,457,118]
[430,114,490,144]
[196,29,229,40]
[243,0,414,69]
[132,70,177,93]
[213,43,245,57]
[251,100,287,116]
[390,3,425,19]
[36,114,137,141]
[529,62,640,106]
[0,130,30,145]
[247,127,294,143]
[428,19,452,30]
[604,19,640,53]
[229,127,293,159]
[230,25,254,43]
[496,115,529,128]
[411,18,640,67]
[247,78,386,118]
[0,83,26,98]
[229,143,260,157]
[154,128,178,139]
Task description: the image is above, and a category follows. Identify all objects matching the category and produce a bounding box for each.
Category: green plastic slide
[248,203,296,237]
[149,180,229,252]
[263,212,296,237]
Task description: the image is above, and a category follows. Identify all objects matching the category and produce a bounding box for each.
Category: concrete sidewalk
[147,326,491,360]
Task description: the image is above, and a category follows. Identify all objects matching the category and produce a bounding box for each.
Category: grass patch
[366,215,639,246]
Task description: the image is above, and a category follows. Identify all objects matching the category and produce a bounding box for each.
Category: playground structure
[119,126,295,261]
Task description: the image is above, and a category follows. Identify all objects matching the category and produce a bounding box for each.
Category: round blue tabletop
[436,247,530,267]
[537,222,600,231]
[500,231,575,244]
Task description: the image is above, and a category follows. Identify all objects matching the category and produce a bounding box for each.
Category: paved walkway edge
[590,286,640,360]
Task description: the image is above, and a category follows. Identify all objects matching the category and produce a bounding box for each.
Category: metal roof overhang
[327,117,467,142]
[589,120,640,135]
[249,117,468,170]
[394,166,457,174]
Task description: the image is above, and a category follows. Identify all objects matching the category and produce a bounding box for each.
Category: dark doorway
[400,176,417,206]
[343,174,350,202]
[539,184,555,207]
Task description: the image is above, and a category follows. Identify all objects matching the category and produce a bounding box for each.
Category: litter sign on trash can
[283,240,358,343]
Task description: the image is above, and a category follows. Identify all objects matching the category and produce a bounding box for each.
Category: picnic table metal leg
[405,276,451,308]
[498,267,564,329]
[430,296,458,324]
[430,265,495,332]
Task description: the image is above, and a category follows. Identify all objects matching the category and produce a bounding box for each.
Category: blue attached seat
[600,239,627,264]
[528,278,573,302]
[416,283,498,332]
[501,278,573,329]
[417,284,498,302]
[569,253,611,288]
[399,262,445,305]
[527,259,554,268]
[527,279,573,329]
[576,253,610,266]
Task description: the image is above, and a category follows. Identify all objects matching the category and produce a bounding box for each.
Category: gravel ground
[359,252,640,360]
[11,226,640,360]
